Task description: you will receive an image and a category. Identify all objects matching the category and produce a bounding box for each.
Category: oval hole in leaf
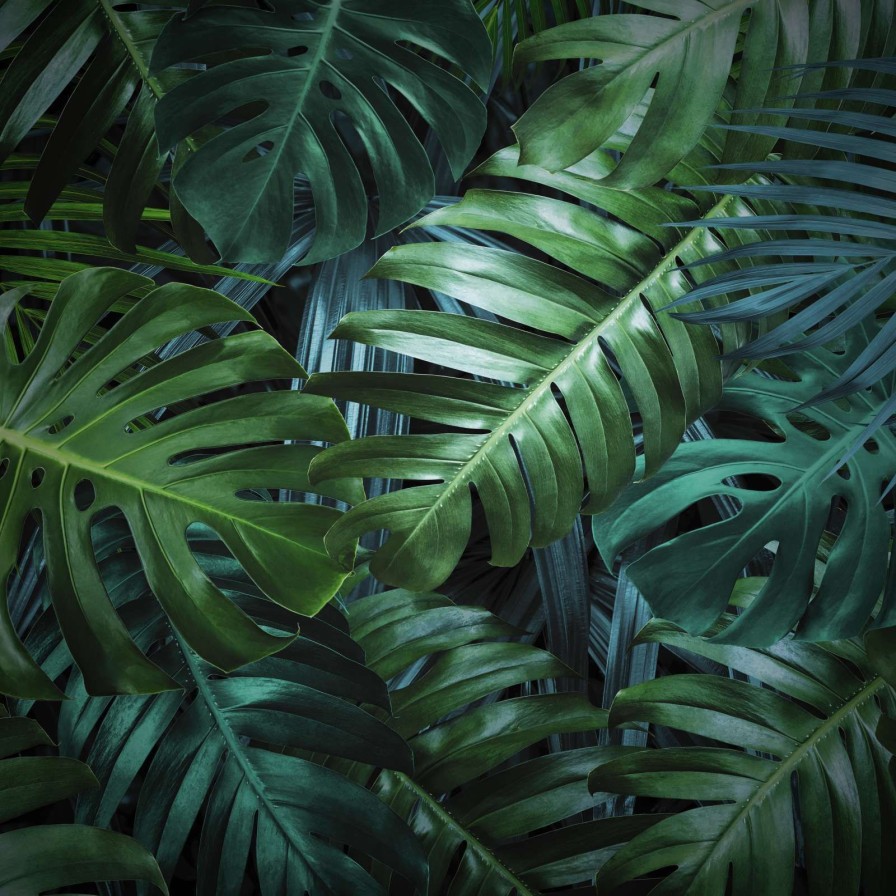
[74,479,96,512]
[319,80,341,100]
[287,45,308,57]
[786,411,831,441]
[242,140,275,163]
[722,473,782,492]
[0,458,8,480]
[31,467,45,488]
[47,414,74,434]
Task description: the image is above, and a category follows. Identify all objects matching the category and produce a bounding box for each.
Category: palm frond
[0,704,167,894]
[25,521,426,895]
[348,588,624,894]
[590,615,896,895]
[667,60,896,391]
[304,143,762,593]
[0,0,189,251]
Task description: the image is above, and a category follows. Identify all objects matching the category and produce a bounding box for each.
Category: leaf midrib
[96,0,201,154]
[377,191,740,572]
[0,425,326,561]
[700,675,887,878]
[178,641,319,874]
[378,768,539,896]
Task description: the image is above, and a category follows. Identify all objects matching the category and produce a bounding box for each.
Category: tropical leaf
[347,588,640,895]
[0,266,361,698]
[0,0,190,251]
[593,321,896,645]
[22,520,426,896]
[0,704,167,895]
[510,0,892,184]
[475,0,591,86]
[304,145,766,593]
[590,616,896,895]
[665,61,896,426]
[150,0,492,263]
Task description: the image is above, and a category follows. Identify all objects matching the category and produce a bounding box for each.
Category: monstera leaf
[0,267,360,699]
[594,322,896,646]
[590,617,896,895]
[150,0,492,263]
[0,705,166,894]
[304,144,769,592]
[348,588,627,894]
[30,523,425,896]
[510,0,891,184]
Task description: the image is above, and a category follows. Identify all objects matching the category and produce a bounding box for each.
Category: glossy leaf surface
[0,705,166,895]
[0,267,360,697]
[349,588,620,895]
[151,0,492,263]
[306,149,760,592]
[592,617,896,895]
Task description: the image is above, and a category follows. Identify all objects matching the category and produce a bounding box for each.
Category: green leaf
[150,0,492,263]
[0,708,166,895]
[0,0,181,251]
[0,267,361,698]
[30,523,427,895]
[0,826,167,896]
[666,62,896,417]
[590,618,896,895]
[510,0,887,184]
[594,322,896,645]
[305,150,765,592]
[349,589,622,894]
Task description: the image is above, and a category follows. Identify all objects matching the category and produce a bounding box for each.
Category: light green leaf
[0,267,360,698]
[306,152,763,592]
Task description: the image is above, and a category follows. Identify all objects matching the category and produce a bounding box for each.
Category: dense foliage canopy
[0,1,894,894]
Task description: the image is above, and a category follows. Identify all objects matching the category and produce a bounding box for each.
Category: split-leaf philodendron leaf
[594,322,896,645]
[151,0,492,264]
[0,267,361,699]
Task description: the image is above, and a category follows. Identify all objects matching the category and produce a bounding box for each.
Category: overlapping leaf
[590,617,896,895]
[0,0,190,251]
[510,0,892,184]
[0,266,361,698]
[348,588,632,895]
[23,521,425,896]
[150,0,492,263]
[594,323,896,645]
[666,61,896,426]
[305,147,763,592]
[0,704,166,895]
